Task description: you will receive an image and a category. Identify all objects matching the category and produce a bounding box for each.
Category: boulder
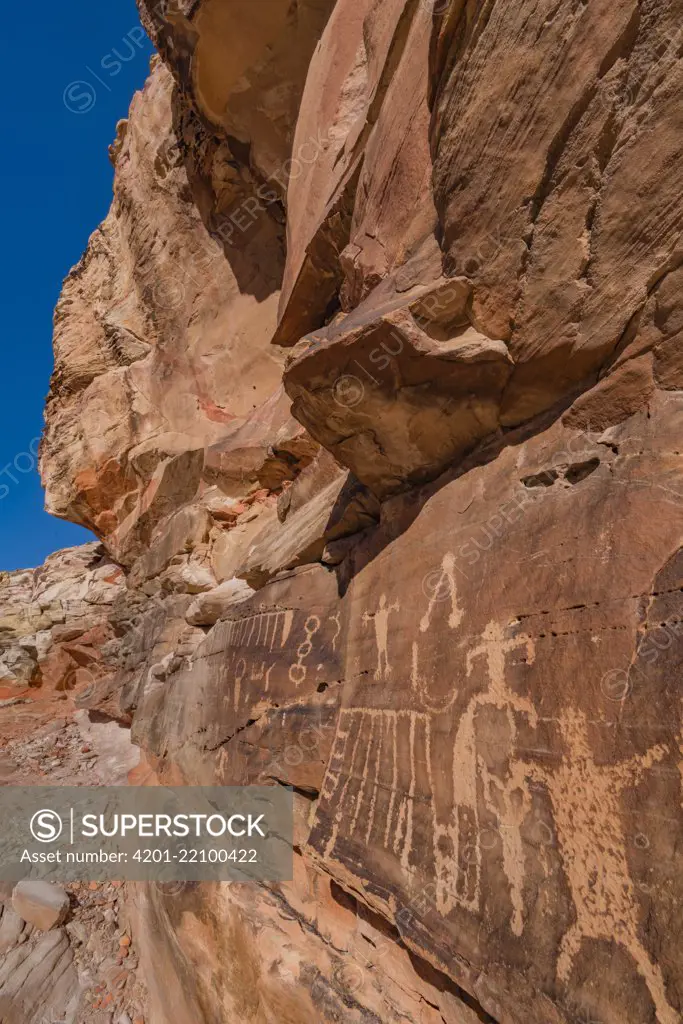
[12,882,70,932]
[185,578,256,626]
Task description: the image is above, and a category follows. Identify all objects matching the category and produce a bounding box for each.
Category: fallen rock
[12,881,70,932]
[0,646,41,688]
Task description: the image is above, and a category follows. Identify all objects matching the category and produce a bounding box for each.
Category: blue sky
[0,2,153,571]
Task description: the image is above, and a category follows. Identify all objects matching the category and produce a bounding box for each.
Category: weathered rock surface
[0,882,146,1023]
[17,1,683,1023]
[0,719,147,1021]
[12,882,70,932]
[0,543,127,753]
[0,926,79,1023]
[41,60,286,564]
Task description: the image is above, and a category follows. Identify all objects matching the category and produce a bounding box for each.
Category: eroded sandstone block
[285,279,513,495]
[12,882,70,932]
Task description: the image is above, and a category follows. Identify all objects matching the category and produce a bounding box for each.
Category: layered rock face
[0,547,145,1023]
[25,1,683,1022]
[0,544,124,734]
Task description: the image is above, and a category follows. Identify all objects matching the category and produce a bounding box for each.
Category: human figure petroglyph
[363,595,400,680]
[477,758,535,936]
[420,552,463,633]
[434,621,536,932]
[525,707,676,1024]
[465,622,536,705]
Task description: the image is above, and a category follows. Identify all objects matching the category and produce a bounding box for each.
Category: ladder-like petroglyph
[525,707,677,1024]
[219,605,337,710]
[221,609,295,711]
[321,707,434,870]
[224,607,295,652]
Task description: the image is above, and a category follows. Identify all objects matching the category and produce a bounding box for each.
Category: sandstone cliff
[6,1,682,1022]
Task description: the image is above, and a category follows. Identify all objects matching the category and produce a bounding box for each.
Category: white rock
[170,560,217,594]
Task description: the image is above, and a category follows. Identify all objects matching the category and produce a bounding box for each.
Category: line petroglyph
[224,608,295,652]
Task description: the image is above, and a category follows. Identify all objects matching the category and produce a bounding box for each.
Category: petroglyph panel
[132,411,683,1024]
[136,565,344,780]
[309,431,683,1024]
[223,607,295,652]
[320,708,434,871]
[204,589,342,719]
[315,616,543,934]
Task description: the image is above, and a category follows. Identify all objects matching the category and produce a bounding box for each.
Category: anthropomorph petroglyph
[525,707,676,1024]
[323,615,539,937]
[435,621,536,934]
[363,595,400,680]
[421,552,463,632]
